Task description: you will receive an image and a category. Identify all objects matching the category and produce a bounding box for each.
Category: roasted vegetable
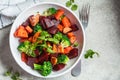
[17,41,37,57]
[57,54,69,64]
[53,63,65,71]
[54,9,64,20]
[14,26,28,38]
[33,23,42,33]
[43,8,57,16]
[61,35,71,47]
[34,61,52,76]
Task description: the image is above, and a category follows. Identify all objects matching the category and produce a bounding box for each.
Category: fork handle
[71,60,81,77]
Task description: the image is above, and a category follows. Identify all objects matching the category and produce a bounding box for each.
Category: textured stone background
[0,0,120,80]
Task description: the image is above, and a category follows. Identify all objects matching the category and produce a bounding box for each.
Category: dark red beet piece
[22,19,30,27]
[27,57,38,68]
[44,18,54,28]
[67,48,78,59]
[51,19,60,27]
[53,63,66,71]
[34,49,40,56]
[70,24,79,31]
[40,16,47,29]
[38,52,49,64]
[50,53,58,60]
[47,15,55,20]
[47,26,59,34]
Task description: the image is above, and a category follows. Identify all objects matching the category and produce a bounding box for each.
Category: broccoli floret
[57,54,69,64]
[53,32,63,41]
[33,23,42,33]
[34,61,52,76]
[40,31,51,38]
[61,35,71,47]
[34,23,42,33]
[17,41,30,52]
[17,41,37,57]
[43,8,57,16]
[47,38,59,44]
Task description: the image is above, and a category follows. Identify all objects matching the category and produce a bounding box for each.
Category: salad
[14,8,79,76]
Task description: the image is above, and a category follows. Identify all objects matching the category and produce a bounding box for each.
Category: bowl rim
[9,2,86,78]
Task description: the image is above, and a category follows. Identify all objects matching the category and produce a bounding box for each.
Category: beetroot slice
[53,63,66,71]
[22,19,30,27]
[67,48,78,59]
[27,57,38,68]
[47,26,59,35]
[70,24,79,31]
[38,52,49,64]
[44,18,54,28]
[40,16,47,29]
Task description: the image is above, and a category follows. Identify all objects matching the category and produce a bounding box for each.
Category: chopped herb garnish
[66,1,72,7]
[4,68,22,80]
[71,4,78,11]
[65,0,78,11]
[84,49,100,59]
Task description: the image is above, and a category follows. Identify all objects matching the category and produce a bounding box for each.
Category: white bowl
[9,2,85,78]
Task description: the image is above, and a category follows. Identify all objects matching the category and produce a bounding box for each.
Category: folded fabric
[0,0,42,29]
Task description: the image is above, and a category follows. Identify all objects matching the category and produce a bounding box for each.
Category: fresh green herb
[84,49,100,59]
[71,4,78,11]
[65,0,78,11]
[4,70,11,76]
[66,1,72,7]
[70,0,74,3]
[34,61,52,76]
[73,42,79,47]
[57,54,69,64]
[4,69,22,80]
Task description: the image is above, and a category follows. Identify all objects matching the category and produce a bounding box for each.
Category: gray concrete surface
[0,0,120,80]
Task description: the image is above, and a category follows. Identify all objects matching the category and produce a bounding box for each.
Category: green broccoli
[53,32,63,41]
[17,41,30,53]
[17,41,37,57]
[34,23,42,33]
[34,61,52,76]
[57,54,69,64]
[43,8,57,16]
[47,38,59,44]
[61,35,71,47]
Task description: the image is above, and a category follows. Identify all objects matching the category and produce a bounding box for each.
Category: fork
[71,4,90,77]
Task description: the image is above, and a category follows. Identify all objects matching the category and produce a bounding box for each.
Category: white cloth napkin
[0,0,42,29]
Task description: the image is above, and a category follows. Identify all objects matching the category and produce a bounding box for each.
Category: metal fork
[71,4,90,77]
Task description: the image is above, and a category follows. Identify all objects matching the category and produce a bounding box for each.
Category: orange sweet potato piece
[62,16,71,27]
[67,32,75,38]
[14,26,28,38]
[32,32,40,43]
[29,14,40,26]
[53,44,58,53]
[51,57,57,65]
[70,36,76,44]
[57,24,64,32]
[63,27,72,34]
[64,46,73,54]
[54,9,64,20]
[25,26,33,33]
[58,45,64,53]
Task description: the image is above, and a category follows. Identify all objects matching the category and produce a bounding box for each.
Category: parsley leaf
[66,1,72,7]
[84,49,99,59]
[71,4,78,11]
[70,0,74,3]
